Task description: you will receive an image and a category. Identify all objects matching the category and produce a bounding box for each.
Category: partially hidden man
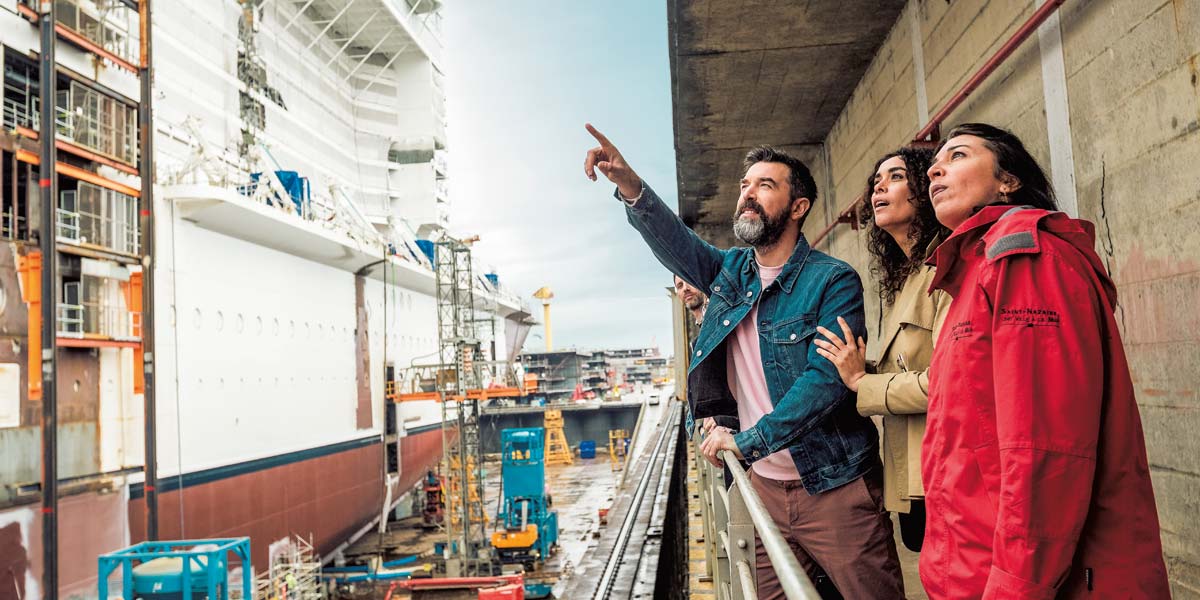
[583,124,904,599]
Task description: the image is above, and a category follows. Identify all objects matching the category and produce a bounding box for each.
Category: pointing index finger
[585,123,615,150]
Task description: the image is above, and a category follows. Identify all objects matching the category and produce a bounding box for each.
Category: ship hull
[124,426,447,568]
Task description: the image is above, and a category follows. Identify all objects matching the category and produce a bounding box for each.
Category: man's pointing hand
[584,123,642,199]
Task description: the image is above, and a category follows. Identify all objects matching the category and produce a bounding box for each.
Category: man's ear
[791,197,811,222]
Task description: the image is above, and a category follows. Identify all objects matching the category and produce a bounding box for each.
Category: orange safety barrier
[124,272,145,394]
[16,3,138,73]
[391,391,442,403]
[390,386,528,403]
[16,252,43,400]
[15,149,141,198]
[16,126,139,175]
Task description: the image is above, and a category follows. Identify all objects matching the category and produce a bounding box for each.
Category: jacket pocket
[768,314,817,377]
[709,272,739,306]
[768,313,816,344]
[889,320,936,372]
[970,444,1001,517]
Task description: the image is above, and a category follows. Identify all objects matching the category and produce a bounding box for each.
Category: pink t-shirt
[727,263,802,481]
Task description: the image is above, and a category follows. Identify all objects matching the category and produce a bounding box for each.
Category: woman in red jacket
[920,123,1169,599]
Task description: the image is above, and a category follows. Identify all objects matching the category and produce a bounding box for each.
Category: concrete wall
[808,0,1199,594]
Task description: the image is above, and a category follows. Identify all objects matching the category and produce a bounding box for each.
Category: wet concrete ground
[337,391,672,598]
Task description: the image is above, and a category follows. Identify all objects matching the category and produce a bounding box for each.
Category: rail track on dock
[590,402,680,599]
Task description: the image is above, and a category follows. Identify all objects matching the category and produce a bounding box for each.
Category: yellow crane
[532,286,554,351]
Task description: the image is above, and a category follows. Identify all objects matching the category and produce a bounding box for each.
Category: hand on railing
[695,431,823,599]
[700,426,743,467]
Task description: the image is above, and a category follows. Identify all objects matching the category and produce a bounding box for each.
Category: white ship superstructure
[0,1,529,595]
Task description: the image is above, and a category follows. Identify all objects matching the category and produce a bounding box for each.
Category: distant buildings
[518,347,672,404]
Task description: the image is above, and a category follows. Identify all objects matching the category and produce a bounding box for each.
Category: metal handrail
[695,432,822,599]
[57,304,84,336]
[56,209,81,242]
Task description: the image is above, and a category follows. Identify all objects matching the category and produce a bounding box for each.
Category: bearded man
[674,274,708,325]
[583,125,903,599]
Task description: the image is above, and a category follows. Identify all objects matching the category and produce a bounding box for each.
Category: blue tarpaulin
[250,171,310,215]
[415,240,436,265]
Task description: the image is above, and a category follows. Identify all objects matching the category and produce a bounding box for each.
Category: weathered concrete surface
[668,0,906,248]
[670,0,1200,595]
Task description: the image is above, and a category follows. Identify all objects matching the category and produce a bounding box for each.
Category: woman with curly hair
[813,146,950,552]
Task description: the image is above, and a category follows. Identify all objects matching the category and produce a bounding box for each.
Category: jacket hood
[928,205,1118,307]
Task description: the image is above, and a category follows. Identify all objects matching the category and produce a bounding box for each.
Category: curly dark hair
[859,146,950,305]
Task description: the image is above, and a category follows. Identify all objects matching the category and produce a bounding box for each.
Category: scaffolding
[544,409,573,466]
[435,238,488,577]
[254,536,324,600]
[385,238,530,575]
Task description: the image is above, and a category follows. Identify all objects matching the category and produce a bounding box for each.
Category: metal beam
[326,8,378,67]
[342,29,393,81]
[37,2,60,598]
[138,0,160,543]
[358,44,408,94]
[306,0,358,50]
[281,0,318,34]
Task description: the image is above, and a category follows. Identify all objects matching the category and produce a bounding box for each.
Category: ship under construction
[2,0,1197,599]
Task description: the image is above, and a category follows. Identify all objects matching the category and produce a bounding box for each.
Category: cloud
[446,0,679,352]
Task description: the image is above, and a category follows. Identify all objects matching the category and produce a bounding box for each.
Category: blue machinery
[98,538,251,600]
[490,428,558,568]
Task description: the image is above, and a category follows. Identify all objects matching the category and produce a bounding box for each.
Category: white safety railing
[695,432,822,600]
[56,209,81,242]
[57,303,141,340]
[57,304,84,337]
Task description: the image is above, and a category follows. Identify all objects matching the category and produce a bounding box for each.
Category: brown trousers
[750,469,904,600]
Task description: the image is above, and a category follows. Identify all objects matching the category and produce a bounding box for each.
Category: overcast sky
[445,1,680,353]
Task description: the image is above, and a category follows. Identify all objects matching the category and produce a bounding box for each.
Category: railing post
[712,468,732,598]
[694,436,714,579]
[726,479,756,600]
[696,433,733,599]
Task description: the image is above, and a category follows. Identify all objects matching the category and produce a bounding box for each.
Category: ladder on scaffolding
[435,238,488,577]
[544,409,573,466]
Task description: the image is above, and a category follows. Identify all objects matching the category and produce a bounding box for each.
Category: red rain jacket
[920,205,1169,599]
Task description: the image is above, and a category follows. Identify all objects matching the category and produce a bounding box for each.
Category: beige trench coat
[857,262,949,513]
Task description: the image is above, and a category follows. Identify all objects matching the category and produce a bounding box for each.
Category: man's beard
[684,296,704,311]
[732,200,791,247]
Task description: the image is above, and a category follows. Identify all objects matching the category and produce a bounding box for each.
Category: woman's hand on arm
[814,316,868,392]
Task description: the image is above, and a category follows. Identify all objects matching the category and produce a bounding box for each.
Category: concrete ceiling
[668,0,906,247]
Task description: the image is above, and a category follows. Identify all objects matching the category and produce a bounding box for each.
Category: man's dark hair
[743,146,818,229]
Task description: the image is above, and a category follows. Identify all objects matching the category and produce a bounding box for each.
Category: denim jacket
[625,183,878,494]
